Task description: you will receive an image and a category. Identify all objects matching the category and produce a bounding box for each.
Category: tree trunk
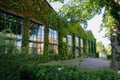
[111,35,119,69]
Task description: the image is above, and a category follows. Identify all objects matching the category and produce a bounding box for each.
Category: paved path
[80,58,111,69]
[63,58,111,69]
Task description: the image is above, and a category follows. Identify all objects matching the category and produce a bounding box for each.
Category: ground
[52,58,111,69]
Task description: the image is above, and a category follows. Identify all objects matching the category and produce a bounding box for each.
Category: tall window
[49,28,58,54]
[75,37,80,57]
[0,11,23,51]
[80,38,84,53]
[29,22,44,55]
[68,34,73,53]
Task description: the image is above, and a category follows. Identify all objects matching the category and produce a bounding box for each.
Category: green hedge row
[21,65,120,80]
[0,53,120,80]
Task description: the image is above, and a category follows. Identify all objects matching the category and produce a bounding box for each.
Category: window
[29,22,44,55]
[0,11,23,51]
[75,37,80,57]
[80,38,84,53]
[80,38,84,48]
[63,37,66,42]
[49,28,58,54]
[68,34,73,53]
[68,34,72,46]
[76,37,79,47]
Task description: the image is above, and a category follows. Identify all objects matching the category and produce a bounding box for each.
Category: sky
[86,13,110,47]
[49,1,110,47]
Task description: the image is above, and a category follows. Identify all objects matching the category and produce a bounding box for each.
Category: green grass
[41,58,83,65]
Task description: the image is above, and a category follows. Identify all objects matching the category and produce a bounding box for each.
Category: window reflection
[68,34,73,53]
[80,39,84,48]
[80,38,84,53]
[75,37,80,57]
[29,22,44,55]
[68,34,72,46]
[49,28,58,54]
[0,11,23,51]
[76,37,79,47]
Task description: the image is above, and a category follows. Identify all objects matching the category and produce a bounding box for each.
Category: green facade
[0,0,96,58]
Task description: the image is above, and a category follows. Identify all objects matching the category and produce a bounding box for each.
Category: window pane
[29,22,44,55]
[76,37,79,47]
[49,28,58,44]
[68,34,72,46]
[0,12,6,31]
[49,28,58,54]
[49,44,58,54]
[68,46,73,53]
[0,11,23,51]
[81,39,84,48]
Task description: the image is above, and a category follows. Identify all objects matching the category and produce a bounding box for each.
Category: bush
[29,55,50,63]
[20,65,120,80]
[0,31,31,79]
[0,53,31,80]
[107,54,112,60]
[49,54,60,61]
[67,53,75,59]
[0,29,20,54]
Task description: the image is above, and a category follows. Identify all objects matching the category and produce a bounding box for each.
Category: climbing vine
[0,0,96,58]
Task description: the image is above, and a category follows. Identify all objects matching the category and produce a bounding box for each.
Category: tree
[48,0,120,69]
[106,44,112,55]
[96,41,105,53]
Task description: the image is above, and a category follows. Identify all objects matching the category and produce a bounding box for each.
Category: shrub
[0,53,31,80]
[67,53,75,59]
[49,54,60,61]
[20,65,120,80]
[107,54,112,60]
[29,55,50,63]
[0,30,31,80]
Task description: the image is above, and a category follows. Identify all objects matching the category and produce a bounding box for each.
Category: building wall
[0,0,96,58]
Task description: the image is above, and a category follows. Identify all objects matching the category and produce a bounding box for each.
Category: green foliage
[0,53,32,80]
[96,41,105,53]
[22,16,30,53]
[0,0,96,58]
[0,30,31,80]
[0,29,20,54]
[20,65,120,80]
[44,27,49,56]
[107,54,112,60]
[67,53,75,59]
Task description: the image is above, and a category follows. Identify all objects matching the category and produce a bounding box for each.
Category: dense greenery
[96,41,105,53]
[0,0,96,58]
[20,65,120,80]
[0,32,119,80]
[48,0,120,69]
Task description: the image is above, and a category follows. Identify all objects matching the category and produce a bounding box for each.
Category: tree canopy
[48,0,120,35]
[96,41,105,53]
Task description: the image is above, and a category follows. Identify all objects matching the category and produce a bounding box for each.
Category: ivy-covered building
[0,0,96,58]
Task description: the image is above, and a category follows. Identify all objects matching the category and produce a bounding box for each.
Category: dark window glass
[0,11,23,51]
